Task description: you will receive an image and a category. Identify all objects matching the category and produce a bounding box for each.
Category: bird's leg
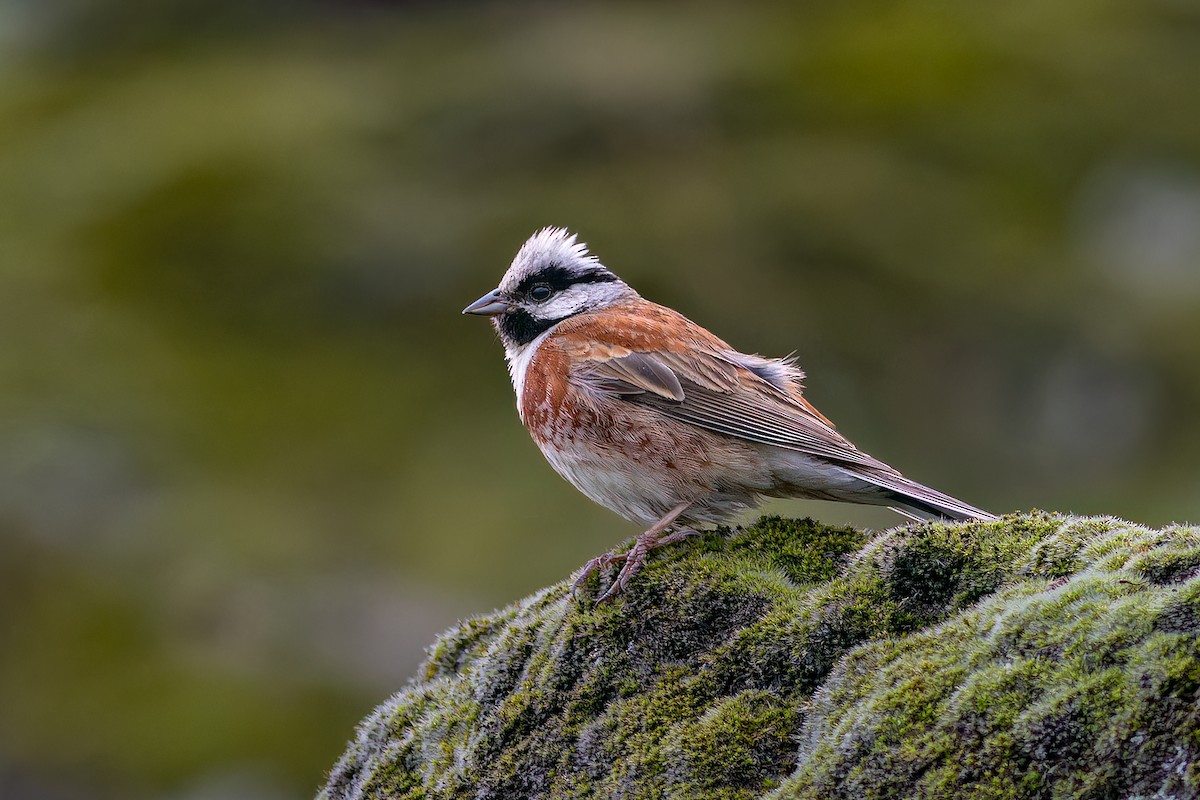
[592,502,692,605]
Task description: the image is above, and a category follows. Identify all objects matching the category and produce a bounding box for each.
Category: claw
[581,502,695,605]
[656,528,701,547]
[571,551,628,598]
[594,543,648,606]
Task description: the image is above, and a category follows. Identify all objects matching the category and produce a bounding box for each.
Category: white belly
[537,440,675,525]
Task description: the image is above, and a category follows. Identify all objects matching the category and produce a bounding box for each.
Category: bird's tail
[857,470,996,522]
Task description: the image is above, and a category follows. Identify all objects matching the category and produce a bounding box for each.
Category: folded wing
[576,344,891,471]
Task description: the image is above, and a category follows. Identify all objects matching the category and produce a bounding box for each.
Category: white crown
[510,227,599,274]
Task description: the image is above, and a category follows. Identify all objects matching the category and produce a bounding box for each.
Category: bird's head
[463,227,636,353]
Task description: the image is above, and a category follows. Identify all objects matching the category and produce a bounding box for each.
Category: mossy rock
[318,513,1200,799]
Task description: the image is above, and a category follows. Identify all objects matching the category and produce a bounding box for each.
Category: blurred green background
[2,1,1199,798]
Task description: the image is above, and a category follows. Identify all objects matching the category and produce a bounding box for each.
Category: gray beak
[462,289,511,316]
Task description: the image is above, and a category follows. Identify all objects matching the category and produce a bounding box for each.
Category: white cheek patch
[539,288,589,319]
[540,281,631,319]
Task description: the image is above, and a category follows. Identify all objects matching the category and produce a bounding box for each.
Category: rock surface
[318,514,1200,799]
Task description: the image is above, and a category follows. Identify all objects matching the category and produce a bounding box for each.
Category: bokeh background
[2,1,1199,798]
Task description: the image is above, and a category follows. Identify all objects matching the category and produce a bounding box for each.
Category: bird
[463,227,996,603]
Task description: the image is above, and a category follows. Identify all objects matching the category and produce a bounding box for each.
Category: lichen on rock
[318,513,1200,799]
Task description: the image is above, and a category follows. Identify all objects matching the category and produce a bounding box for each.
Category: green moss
[319,514,1200,800]
[662,690,802,799]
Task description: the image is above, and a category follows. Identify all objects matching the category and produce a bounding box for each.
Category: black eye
[529,284,553,301]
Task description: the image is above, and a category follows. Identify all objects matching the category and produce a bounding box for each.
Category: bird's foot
[571,551,629,598]
[654,528,702,547]
[593,529,701,604]
[575,502,694,606]
[594,542,648,605]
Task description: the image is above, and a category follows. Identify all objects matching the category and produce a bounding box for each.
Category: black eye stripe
[514,265,617,295]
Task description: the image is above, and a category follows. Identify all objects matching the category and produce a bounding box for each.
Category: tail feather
[856,470,996,522]
[886,505,926,523]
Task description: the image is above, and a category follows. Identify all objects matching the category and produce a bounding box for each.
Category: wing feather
[578,346,889,470]
[590,351,685,401]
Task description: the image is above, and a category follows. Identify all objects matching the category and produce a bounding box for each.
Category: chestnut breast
[517,300,737,461]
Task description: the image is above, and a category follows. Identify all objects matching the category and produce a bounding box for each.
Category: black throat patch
[499,308,560,347]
